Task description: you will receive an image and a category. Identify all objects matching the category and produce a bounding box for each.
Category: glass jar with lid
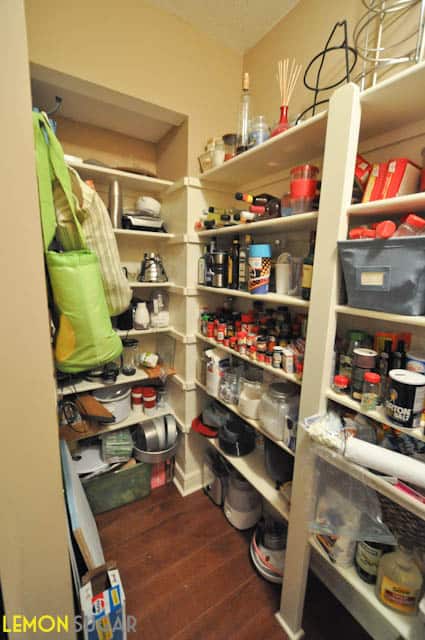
[218,368,241,405]
[121,338,138,375]
[249,116,270,147]
[238,377,263,419]
[258,382,299,440]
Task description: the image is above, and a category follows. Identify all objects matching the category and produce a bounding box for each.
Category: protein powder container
[385,369,425,428]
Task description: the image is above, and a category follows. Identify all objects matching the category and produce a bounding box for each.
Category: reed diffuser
[271,58,302,137]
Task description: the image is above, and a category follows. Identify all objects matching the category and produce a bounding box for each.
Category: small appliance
[224,470,262,530]
[219,418,256,457]
[250,517,287,583]
[139,253,168,283]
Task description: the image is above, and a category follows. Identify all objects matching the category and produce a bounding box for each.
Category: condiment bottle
[376,544,423,616]
[393,213,425,237]
[333,375,349,394]
[360,372,381,411]
[351,348,377,401]
[355,541,393,585]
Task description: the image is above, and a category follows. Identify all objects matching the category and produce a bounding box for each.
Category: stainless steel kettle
[138,253,168,283]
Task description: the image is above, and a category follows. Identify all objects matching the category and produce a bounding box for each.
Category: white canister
[238,378,263,420]
[134,302,150,330]
[407,351,425,374]
[275,253,292,295]
[93,385,131,423]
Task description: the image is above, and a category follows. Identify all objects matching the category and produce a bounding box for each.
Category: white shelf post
[277,83,361,638]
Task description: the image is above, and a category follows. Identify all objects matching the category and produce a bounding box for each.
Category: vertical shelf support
[277,83,361,639]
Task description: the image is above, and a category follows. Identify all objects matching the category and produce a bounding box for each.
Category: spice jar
[230,336,237,350]
[207,321,214,338]
[247,333,256,347]
[272,346,283,368]
[256,337,267,353]
[257,351,265,363]
[265,351,273,366]
[351,348,377,401]
[361,372,381,411]
[333,375,350,394]
[267,335,277,351]
[249,345,257,360]
[217,323,226,343]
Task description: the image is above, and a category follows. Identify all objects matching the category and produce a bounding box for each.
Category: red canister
[142,387,157,414]
[131,386,144,408]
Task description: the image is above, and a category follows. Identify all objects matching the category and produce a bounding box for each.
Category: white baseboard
[173,461,203,497]
[274,612,304,640]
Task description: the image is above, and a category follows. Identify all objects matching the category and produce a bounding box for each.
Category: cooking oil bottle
[376,542,423,616]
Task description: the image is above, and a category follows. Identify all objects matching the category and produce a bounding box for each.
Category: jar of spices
[351,348,377,402]
[207,321,214,338]
[273,346,283,368]
[361,372,381,412]
[265,351,273,366]
[249,345,257,361]
[247,333,256,347]
[267,335,277,352]
[227,322,234,338]
[241,314,251,333]
[333,375,350,394]
[223,337,230,348]
[256,337,267,353]
[230,336,237,350]
[257,351,265,363]
[217,323,226,343]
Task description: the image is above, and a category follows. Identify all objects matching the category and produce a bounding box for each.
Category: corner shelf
[196,333,301,386]
[59,366,176,397]
[115,327,171,337]
[195,379,295,457]
[68,161,173,194]
[207,438,290,521]
[60,404,173,442]
[114,229,175,239]
[348,192,425,218]
[197,285,310,308]
[129,281,173,288]
[197,212,318,238]
[326,387,425,444]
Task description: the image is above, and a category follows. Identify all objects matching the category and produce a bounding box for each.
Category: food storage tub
[82,462,151,514]
[338,237,425,315]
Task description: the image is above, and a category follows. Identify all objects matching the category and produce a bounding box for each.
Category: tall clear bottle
[236,72,251,154]
[238,234,252,291]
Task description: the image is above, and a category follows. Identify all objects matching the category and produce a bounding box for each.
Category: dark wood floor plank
[231,606,287,640]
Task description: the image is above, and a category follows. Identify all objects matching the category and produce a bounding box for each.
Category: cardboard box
[80,563,126,640]
[381,158,420,198]
[362,162,388,202]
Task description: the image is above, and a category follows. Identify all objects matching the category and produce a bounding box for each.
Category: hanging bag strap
[33,112,86,251]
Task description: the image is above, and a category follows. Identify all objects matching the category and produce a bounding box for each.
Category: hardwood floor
[96,484,371,640]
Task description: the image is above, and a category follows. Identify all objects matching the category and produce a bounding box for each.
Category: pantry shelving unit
[197,285,310,308]
[68,160,174,194]
[336,305,425,328]
[114,229,175,239]
[197,211,318,237]
[196,333,301,386]
[128,281,173,288]
[348,192,425,217]
[195,379,295,457]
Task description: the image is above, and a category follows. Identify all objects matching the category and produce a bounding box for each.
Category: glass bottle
[378,339,393,402]
[238,234,252,291]
[376,544,423,616]
[360,372,381,411]
[228,238,240,290]
[236,72,251,154]
[301,231,316,300]
[391,339,407,370]
[205,239,216,287]
[355,541,393,585]
[198,245,207,285]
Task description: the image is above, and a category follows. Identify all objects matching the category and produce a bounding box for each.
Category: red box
[381,158,420,199]
[362,162,388,202]
[355,154,372,189]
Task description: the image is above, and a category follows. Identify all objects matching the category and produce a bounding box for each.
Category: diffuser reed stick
[271,57,302,137]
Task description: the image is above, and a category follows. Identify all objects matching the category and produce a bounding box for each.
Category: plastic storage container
[238,378,263,419]
[338,237,425,315]
[258,382,299,440]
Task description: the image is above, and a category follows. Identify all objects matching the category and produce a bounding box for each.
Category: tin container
[406,351,425,374]
[385,369,425,428]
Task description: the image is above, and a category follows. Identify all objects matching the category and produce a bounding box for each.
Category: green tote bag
[33,112,122,373]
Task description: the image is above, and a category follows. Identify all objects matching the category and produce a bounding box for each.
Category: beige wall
[25,0,243,175]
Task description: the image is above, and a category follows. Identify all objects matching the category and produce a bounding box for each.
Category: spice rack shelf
[309,537,424,640]
[336,305,425,328]
[114,229,175,239]
[60,404,173,442]
[200,112,327,187]
[348,192,425,218]
[197,285,310,308]
[197,212,318,238]
[68,161,174,194]
[195,379,295,457]
[326,388,425,444]
[196,333,301,386]
[207,438,290,521]
[116,327,171,337]
[59,366,176,397]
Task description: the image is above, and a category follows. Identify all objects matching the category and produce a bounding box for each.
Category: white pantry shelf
[326,387,425,444]
[69,161,173,194]
[207,438,290,521]
[309,537,424,640]
[61,404,173,442]
[195,379,295,457]
[348,192,425,218]
[115,327,171,337]
[197,285,310,308]
[196,333,301,386]
[200,111,327,187]
[197,212,318,238]
[129,281,173,288]
[59,367,175,397]
[114,229,175,239]
[336,305,425,328]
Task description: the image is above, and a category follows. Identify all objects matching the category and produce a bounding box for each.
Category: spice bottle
[355,541,393,585]
[360,372,381,411]
[333,375,349,394]
[351,348,377,401]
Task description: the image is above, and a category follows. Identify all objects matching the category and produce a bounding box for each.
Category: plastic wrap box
[338,236,425,316]
[80,564,126,640]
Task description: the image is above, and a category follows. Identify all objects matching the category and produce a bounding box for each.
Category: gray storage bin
[338,236,425,316]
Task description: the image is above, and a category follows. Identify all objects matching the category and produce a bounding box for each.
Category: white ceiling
[146,0,299,53]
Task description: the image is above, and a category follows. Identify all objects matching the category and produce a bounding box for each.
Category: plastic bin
[338,236,425,316]
[82,461,151,514]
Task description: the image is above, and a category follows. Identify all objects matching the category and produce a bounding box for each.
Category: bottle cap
[364,372,381,383]
[405,213,425,229]
[334,375,349,386]
[376,220,396,239]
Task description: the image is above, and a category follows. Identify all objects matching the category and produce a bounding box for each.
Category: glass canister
[121,338,138,375]
[218,368,241,405]
[258,382,299,440]
[249,116,270,147]
[238,377,263,420]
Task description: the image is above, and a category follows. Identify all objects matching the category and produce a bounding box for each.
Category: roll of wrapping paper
[343,437,425,489]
